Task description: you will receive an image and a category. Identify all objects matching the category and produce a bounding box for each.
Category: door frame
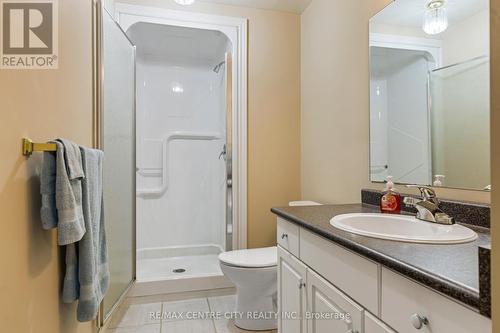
[113,3,248,251]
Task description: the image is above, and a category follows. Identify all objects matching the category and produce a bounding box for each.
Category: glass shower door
[99,5,136,322]
[429,56,490,189]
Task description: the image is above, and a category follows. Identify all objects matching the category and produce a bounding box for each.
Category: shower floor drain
[172,268,186,274]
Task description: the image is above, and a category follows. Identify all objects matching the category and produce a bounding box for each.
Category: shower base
[137,244,224,281]
[137,254,222,281]
[131,245,234,297]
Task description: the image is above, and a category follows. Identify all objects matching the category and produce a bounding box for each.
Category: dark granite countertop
[271,203,491,313]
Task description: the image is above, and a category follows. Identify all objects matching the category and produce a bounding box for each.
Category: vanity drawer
[381,268,491,333]
[300,228,379,315]
[277,218,300,257]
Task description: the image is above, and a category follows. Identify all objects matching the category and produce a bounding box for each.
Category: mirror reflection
[369,0,490,191]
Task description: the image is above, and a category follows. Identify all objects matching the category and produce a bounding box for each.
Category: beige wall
[442,9,490,65]
[301,0,491,205]
[371,9,490,66]
[0,1,97,333]
[491,0,499,330]
[301,0,390,204]
[115,0,302,248]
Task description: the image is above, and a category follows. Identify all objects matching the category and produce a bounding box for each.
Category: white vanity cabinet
[365,312,396,333]
[277,217,300,256]
[307,268,364,333]
[278,246,307,333]
[381,268,491,333]
[276,218,492,333]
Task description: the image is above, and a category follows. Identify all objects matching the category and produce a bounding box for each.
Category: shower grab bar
[136,131,222,198]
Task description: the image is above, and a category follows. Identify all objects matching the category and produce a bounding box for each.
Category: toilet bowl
[219,247,277,331]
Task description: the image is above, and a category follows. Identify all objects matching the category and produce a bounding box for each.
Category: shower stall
[128,22,233,283]
[369,46,436,185]
[99,3,247,322]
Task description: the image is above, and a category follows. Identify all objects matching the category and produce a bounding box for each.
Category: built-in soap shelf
[136,131,222,197]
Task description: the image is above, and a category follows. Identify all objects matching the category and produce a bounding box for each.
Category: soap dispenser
[380,176,401,214]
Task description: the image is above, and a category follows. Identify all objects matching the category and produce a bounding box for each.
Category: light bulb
[174,0,195,5]
[422,0,449,35]
[172,83,184,93]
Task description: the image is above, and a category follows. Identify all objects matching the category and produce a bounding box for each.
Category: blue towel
[40,140,109,322]
[73,146,109,322]
[40,140,85,243]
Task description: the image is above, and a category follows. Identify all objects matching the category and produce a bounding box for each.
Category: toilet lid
[219,247,277,268]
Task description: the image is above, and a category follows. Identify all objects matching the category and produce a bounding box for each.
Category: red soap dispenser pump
[380,176,401,214]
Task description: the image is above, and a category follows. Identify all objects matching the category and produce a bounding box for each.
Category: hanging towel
[40,148,57,230]
[40,140,85,240]
[73,146,109,322]
[39,139,85,303]
[39,140,109,322]
[55,139,86,245]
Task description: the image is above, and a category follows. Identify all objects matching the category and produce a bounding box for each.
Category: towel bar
[22,138,57,156]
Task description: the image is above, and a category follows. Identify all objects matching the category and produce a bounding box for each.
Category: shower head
[213,61,226,73]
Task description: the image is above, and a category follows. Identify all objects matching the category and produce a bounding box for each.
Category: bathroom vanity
[272,204,492,333]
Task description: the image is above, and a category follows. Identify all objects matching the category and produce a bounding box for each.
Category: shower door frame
[114,3,249,252]
[93,0,137,328]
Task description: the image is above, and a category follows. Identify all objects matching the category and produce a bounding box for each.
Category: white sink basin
[330,213,478,244]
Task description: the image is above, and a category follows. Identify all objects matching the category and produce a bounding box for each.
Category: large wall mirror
[369,0,490,191]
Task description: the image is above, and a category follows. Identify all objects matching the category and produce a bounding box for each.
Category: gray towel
[40,140,109,322]
[40,140,85,243]
[40,149,57,230]
[58,138,84,179]
[73,147,109,322]
[56,140,86,245]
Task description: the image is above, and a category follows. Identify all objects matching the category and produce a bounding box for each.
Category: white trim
[370,32,443,68]
[115,3,248,251]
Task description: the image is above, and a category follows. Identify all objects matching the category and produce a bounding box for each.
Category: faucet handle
[406,185,437,202]
[403,196,418,207]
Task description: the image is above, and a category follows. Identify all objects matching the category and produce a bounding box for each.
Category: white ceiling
[372,0,489,28]
[198,0,313,14]
[128,22,229,66]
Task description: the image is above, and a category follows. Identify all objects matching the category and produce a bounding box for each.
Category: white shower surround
[134,57,228,254]
[136,131,223,197]
[115,3,248,253]
[369,33,442,185]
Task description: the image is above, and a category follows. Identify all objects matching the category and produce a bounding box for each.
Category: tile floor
[105,293,278,333]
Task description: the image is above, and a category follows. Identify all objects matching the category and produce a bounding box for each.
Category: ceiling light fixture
[172,83,184,94]
[174,0,195,5]
[422,0,449,35]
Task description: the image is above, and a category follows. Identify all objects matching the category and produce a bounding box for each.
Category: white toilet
[219,201,321,331]
[219,246,278,331]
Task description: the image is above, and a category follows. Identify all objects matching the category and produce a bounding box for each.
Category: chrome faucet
[403,185,455,225]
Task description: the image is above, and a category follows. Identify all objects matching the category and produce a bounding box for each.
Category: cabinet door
[307,268,363,333]
[365,312,396,333]
[278,246,307,333]
[381,267,491,333]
